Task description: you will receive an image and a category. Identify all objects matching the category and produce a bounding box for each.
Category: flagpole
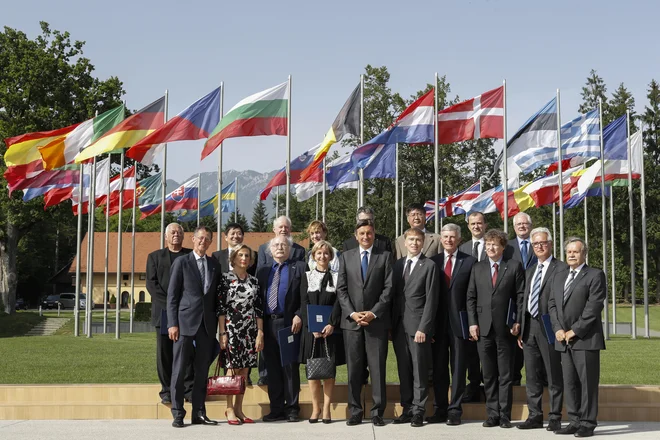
[315,193,319,220]
[626,110,636,339]
[434,72,440,234]
[115,150,125,339]
[86,157,97,338]
[276,186,280,218]
[395,143,399,237]
[401,182,404,230]
[130,172,137,334]
[160,90,168,249]
[440,179,444,229]
[322,156,326,223]
[598,97,610,340]
[285,75,292,217]
[234,176,238,222]
[359,74,365,207]
[217,82,224,251]
[74,164,84,337]
[584,185,589,265]
[556,89,565,260]
[103,155,111,334]
[609,189,617,334]
[552,203,557,256]
[502,79,509,234]
[197,173,201,227]
[640,120,649,338]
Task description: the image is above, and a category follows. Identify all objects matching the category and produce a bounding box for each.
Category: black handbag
[305,337,335,380]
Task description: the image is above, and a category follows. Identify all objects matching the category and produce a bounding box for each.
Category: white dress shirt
[404,253,421,277]
[489,257,503,278]
[193,250,208,292]
[564,263,585,289]
[473,237,485,261]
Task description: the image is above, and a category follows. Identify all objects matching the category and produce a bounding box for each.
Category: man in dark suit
[391,227,439,427]
[428,223,476,426]
[394,204,440,259]
[256,235,306,422]
[467,229,525,428]
[337,219,393,427]
[458,211,487,400]
[503,212,538,386]
[167,226,222,428]
[146,223,194,404]
[341,207,393,253]
[517,227,565,432]
[211,222,256,275]
[257,216,306,268]
[548,237,606,438]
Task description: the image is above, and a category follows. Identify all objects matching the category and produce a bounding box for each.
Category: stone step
[24,318,69,337]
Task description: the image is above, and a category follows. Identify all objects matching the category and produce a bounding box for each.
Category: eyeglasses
[515,222,531,227]
[270,243,289,249]
[194,236,212,243]
[531,241,551,248]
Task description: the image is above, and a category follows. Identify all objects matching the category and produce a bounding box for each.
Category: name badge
[316,315,323,323]
[287,335,294,344]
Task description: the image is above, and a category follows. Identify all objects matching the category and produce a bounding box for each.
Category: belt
[267,313,284,319]
[526,311,541,321]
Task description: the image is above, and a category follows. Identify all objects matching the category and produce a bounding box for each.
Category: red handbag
[207,347,246,396]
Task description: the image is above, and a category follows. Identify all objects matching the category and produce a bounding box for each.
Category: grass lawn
[0,312,45,338]
[606,304,660,332]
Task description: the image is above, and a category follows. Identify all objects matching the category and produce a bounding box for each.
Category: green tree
[610,82,637,129]
[642,80,660,302]
[223,210,250,233]
[0,23,124,313]
[250,200,270,232]
[579,69,610,123]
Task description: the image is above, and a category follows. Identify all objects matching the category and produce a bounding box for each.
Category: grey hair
[356,206,375,223]
[273,215,292,228]
[564,236,588,256]
[265,236,293,257]
[530,227,552,242]
[165,223,183,234]
[193,225,213,240]
[441,223,462,238]
[513,212,532,224]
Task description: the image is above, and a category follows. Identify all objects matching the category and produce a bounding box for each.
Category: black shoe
[410,415,424,427]
[322,418,332,424]
[447,415,461,426]
[483,417,500,427]
[346,415,362,426]
[500,418,512,428]
[392,413,412,424]
[574,427,594,437]
[308,418,318,424]
[287,413,300,422]
[160,395,172,404]
[556,424,580,435]
[425,412,447,424]
[191,413,218,425]
[547,420,562,432]
[262,412,286,422]
[257,378,268,386]
[371,416,385,426]
[517,419,543,429]
[172,418,184,428]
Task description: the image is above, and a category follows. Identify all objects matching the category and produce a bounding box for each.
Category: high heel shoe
[322,418,332,424]
[237,415,255,424]
[309,418,319,424]
[225,410,242,425]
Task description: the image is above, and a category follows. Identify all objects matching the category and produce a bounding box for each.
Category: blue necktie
[361,251,368,281]
[521,240,529,268]
[529,263,543,318]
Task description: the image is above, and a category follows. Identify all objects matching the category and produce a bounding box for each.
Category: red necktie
[492,263,499,287]
[444,254,453,287]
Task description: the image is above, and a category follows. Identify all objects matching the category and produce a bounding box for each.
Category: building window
[139,291,145,302]
[139,274,146,281]
[122,274,129,281]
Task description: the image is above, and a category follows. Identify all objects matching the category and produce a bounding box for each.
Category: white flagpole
[502,79,509,234]
[86,157,97,338]
[115,150,125,339]
[197,173,201,227]
[130,170,137,334]
[395,143,399,236]
[160,90,168,249]
[401,182,404,230]
[584,183,589,265]
[234,176,238,222]
[276,186,280,218]
[556,89,565,259]
[322,157,326,223]
[552,203,557,256]
[640,121,650,338]
[627,110,636,339]
[74,164,84,337]
[598,98,610,340]
[440,179,444,229]
[103,155,111,333]
[217,82,224,251]
[359,74,365,207]
[285,75,292,217]
[434,72,440,234]
[609,190,617,334]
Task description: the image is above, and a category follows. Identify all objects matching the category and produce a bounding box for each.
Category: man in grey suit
[167,226,222,428]
[548,237,606,438]
[391,227,439,427]
[459,211,488,262]
[394,203,440,259]
[467,229,525,429]
[517,227,565,432]
[337,219,394,427]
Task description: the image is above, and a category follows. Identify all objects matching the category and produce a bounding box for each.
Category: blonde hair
[310,240,335,261]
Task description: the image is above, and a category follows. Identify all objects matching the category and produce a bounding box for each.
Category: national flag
[564,186,610,209]
[463,177,520,216]
[74,96,166,163]
[331,143,396,190]
[43,187,75,209]
[177,195,219,223]
[424,181,481,221]
[105,172,162,217]
[140,177,198,219]
[21,167,88,202]
[260,144,322,200]
[127,87,221,165]
[202,82,288,160]
[295,154,360,201]
[71,158,112,214]
[38,105,125,170]
[98,166,137,208]
[299,84,361,181]
[8,166,81,195]
[220,179,237,212]
[437,86,504,144]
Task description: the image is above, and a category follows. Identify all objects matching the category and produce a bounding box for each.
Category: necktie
[521,240,529,268]
[404,259,412,284]
[197,257,206,292]
[472,241,480,260]
[529,263,543,318]
[268,264,281,312]
[361,251,369,281]
[563,270,577,303]
[444,254,453,287]
[492,263,499,288]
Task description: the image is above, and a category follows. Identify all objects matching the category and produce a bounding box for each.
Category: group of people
[147,204,606,438]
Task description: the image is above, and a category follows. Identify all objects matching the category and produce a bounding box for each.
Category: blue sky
[3,0,658,182]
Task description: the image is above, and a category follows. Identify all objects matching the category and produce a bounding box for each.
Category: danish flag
[437,86,504,144]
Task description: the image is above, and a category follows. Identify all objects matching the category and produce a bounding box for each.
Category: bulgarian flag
[201,81,288,160]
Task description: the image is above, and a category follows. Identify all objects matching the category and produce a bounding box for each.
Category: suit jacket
[519,257,568,340]
[394,232,440,260]
[392,255,439,337]
[257,241,306,269]
[146,247,192,327]
[466,258,525,336]
[504,238,538,270]
[256,259,306,325]
[431,250,477,339]
[211,248,257,275]
[167,252,221,337]
[336,247,394,332]
[459,239,487,262]
[342,233,392,254]
[548,265,606,352]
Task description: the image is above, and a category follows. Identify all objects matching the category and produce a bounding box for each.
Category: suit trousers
[432,328,467,417]
[405,334,432,416]
[477,329,515,420]
[344,327,388,418]
[392,322,413,413]
[263,316,300,415]
[513,342,524,384]
[156,330,194,399]
[170,324,213,419]
[466,339,482,391]
[562,347,600,431]
[522,317,563,421]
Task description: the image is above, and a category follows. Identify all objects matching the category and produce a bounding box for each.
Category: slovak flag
[139,177,199,219]
[425,181,481,221]
[437,86,504,144]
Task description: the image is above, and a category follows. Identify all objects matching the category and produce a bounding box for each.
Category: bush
[110,294,116,305]
[134,302,151,322]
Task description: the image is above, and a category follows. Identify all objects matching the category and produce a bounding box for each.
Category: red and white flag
[437,86,504,144]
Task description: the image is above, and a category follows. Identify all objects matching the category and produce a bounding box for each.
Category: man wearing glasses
[516,228,566,432]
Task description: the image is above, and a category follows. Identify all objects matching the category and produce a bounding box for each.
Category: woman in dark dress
[217,245,264,425]
[300,240,345,424]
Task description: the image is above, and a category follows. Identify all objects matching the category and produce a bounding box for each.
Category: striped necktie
[268,264,281,312]
[529,263,543,318]
[563,270,577,303]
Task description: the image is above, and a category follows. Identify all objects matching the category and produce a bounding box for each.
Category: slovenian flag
[140,177,199,219]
